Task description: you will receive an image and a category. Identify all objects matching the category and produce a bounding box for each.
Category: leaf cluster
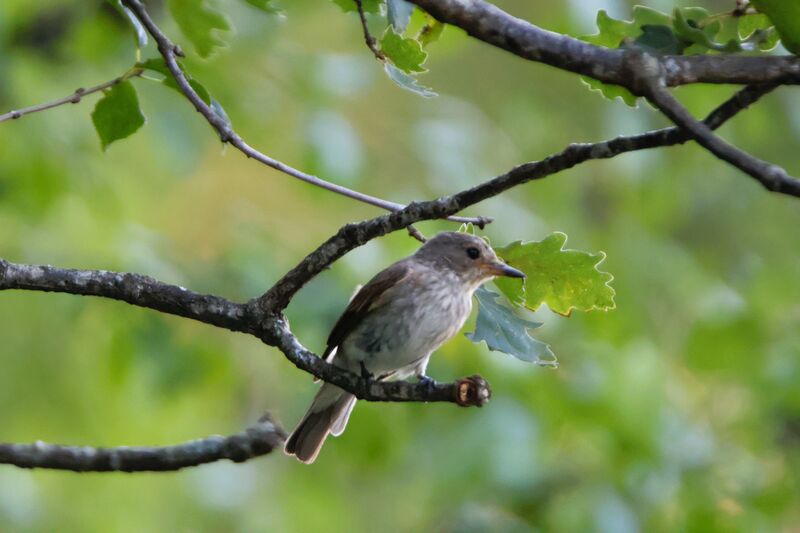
[579,3,790,105]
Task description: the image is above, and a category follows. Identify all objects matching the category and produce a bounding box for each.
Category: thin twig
[0,69,143,124]
[354,0,385,61]
[407,225,427,242]
[0,415,285,472]
[119,0,485,226]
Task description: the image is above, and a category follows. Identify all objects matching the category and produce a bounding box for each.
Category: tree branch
[255,83,777,313]
[262,315,490,404]
[0,415,285,472]
[119,0,486,227]
[355,0,385,61]
[406,0,800,88]
[0,259,253,334]
[0,257,489,405]
[0,80,774,471]
[0,69,143,124]
[641,71,800,196]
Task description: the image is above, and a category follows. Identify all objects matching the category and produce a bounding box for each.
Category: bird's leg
[413,356,437,394]
[359,361,374,398]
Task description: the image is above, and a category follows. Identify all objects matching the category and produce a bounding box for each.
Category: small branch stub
[455,375,491,407]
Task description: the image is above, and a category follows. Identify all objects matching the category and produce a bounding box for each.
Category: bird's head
[414,231,525,285]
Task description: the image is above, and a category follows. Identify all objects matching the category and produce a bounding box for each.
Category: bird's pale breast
[338,267,473,376]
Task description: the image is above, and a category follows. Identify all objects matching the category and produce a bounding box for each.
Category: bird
[284,231,525,463]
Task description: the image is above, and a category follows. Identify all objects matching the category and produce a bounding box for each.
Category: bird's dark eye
[466,247,480,260]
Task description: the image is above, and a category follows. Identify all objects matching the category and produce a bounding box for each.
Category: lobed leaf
[387,0,415,33]
[466,287,556,366]
[168,0,231,58]
[418,18,445,47]
[494,232,615,316]
[751,0,800,54]
[380,29,427,73]
[576,5,776,104]
[383,63,436,97]
[91,81,146,151]
[634,24,685,55]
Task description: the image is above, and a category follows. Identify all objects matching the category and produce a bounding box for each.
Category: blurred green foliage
[1,0,799,531]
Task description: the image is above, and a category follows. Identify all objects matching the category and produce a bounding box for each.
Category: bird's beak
[487,261,526,279]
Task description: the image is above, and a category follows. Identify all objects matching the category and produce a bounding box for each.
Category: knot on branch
[622,48,665,96]
[473,216,492,229]
[224,414,287,462]
[455,375,491,407]
[764,164,791,192]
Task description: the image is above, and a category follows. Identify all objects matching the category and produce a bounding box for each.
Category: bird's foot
[417,374,438,395]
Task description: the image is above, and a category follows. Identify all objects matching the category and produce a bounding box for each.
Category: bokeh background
[1,0,799,531]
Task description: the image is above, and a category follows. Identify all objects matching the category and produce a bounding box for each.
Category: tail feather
[330,394,356,437]
[285,383,356,464]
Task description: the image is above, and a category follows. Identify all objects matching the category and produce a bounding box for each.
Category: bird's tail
[284,383,356,464]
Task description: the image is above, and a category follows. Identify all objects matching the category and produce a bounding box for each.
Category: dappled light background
[1,0,799,530]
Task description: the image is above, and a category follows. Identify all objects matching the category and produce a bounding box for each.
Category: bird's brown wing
[323,260,411,359]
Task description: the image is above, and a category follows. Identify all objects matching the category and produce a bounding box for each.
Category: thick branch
[119,0,485,226]
[263,316,490,404]
[0,258,487,405]
[0,259,252,334]
[406,0,800,88]
[0,416,285,472]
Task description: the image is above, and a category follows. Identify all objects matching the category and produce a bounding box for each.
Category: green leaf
[466,287,556,366]
[138,57,170,76]
[494,232,616,316]
[243,0,280,13]
[630,5,672,27]
[577,6,734,105]
[418,19,445,47]
[672,8,729,53]
[210,98,231,127]
[751,0,800,54]
[168,0,231,58]
[580,76,638,107]
[332,0,380,14]
[633,24,685,54]
[138,57,213,105]
[578,10,639,106]
[581,10,634,48]
[738,13,772,39]
[387,0,414,33]
[91,80,146,151]
[380,29,427,73]
[383,63,437,97]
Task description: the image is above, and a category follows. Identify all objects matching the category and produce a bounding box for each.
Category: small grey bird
[284,231,525,463]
